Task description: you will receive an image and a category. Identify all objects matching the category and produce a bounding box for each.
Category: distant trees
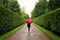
[48,0,60,10]
[20,11,29,19]
[10,1,21,15]
[32,0,60,18]
[32,0,48,18]
[3,0,7,4]
[0,0,8,5]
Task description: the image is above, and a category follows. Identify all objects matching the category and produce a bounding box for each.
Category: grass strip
[33,23,60,40]
[0,24,25,40]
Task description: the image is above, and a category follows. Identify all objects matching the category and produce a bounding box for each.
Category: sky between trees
[17,0,49,17]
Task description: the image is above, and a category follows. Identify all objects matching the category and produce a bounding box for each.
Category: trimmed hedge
[34,23,60,40]
[0,24,25,40]
[34,8,60,36]
[0,6,26,35]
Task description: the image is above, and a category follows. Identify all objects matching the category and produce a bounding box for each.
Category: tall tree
[32,0,47,18]
[3,0,7,4]
[48,0,60,10]
[10,1,21,15]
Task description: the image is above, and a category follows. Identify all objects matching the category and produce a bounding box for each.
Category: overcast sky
[17,0,38,17]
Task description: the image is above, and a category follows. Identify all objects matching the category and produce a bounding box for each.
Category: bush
[0,6,26,35]
[34,8,60,36]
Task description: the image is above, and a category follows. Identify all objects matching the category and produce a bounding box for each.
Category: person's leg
[28,26,30,32]
[27,24,30,32]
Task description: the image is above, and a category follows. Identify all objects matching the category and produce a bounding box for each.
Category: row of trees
[32,0,48,18]
[0,0,28,36]
[32,0,60,18]
[32,0,60,36]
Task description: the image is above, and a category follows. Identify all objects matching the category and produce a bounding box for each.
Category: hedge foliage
[0,0,28,36]
[31,0,48,18]
[48,0,60,11]
[0,5,26,35]
[33,8,60,36]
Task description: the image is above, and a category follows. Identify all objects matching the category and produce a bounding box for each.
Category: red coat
[26,19,33,24]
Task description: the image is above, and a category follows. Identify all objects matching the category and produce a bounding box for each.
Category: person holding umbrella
[26,18,33,32]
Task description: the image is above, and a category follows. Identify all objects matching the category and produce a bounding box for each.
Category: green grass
[0,24,25,40]
[33,23,60,40]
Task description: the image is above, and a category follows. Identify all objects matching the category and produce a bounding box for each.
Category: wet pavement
[7,24,51,40]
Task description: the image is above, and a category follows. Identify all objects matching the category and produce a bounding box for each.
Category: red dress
[26,19,33,24]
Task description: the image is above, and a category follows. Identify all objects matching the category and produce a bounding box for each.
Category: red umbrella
[26,18,33,24]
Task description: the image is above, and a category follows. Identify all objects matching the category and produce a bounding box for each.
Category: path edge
[33,23,60,40]
[0,24,26,40]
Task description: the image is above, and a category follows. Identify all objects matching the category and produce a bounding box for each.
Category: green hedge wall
[0,6,26,35]
[34,8,60,36]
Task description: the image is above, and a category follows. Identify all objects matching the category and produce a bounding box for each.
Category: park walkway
[7,24,51,40]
